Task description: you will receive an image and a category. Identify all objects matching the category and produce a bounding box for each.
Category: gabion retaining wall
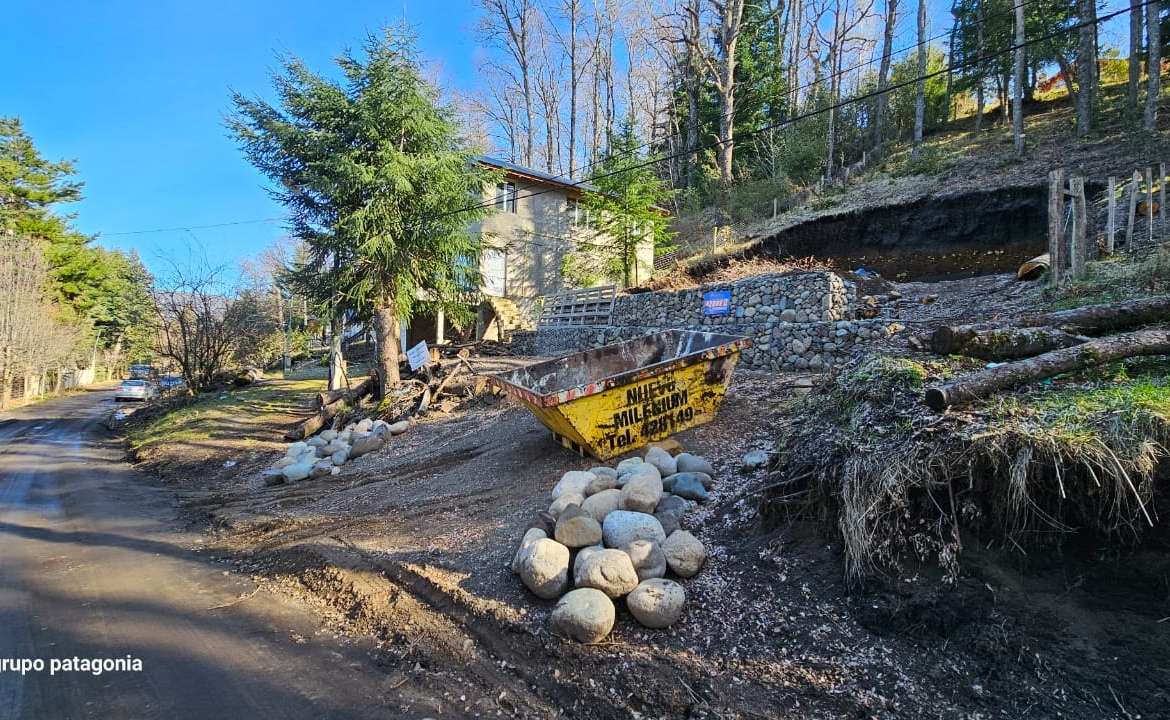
[511,319,903,371]
[510,271,900,370]
[610,272,852,327]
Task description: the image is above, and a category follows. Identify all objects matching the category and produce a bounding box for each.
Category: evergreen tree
[229,28,496,394]
[579,119,675,287]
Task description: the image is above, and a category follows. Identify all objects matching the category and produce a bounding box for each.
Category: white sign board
[406,340,430,371]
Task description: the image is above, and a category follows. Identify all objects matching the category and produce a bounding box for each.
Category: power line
[102,0,1043,238]
[429,0,1155,226]
[102,217,285,236]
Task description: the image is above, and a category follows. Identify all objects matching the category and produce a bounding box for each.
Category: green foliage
[228,27,496,329]
[0,116,156,356]
[580,118,675,287]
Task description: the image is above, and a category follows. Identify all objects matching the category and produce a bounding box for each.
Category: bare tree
[1013,0,1026,151]
[479,0,538,166]
[816,0,875,179]
[154,256,269,394]
[709,0,748,184]
[1145,0,1162,131]
[1128,0,1144,117]
[873,0,898,150]
[911,0,927,160]
[1074,0,1097,137]
[0,237,80,407]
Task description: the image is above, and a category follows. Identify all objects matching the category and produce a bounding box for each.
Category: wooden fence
[1048,163,1167,288]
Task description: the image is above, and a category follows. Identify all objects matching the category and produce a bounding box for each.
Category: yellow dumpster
[489,330,751,459]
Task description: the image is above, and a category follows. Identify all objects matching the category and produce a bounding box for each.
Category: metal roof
[476,156,600,193]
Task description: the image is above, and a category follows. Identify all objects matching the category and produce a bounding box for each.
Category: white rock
[662,530,706,578]
[331,449,349,466]
[286,441,309,457]
[548,588,614,643]
[510,528,546,574]
[675,453,715,476]
[615,457,645,475]
[551,471,595,500]
[573,548,639,598]
[580,489,622,524]
[602,511,666,550]
[620,473,664,514]
[387,420,411,435]
[626,539,667,581]
[273,455,297,469]
[310,460,333,479]
[554,506,603,548]
[518,538,571,599]
[573,545,605,577]
[349,433,384,458]
[585,473,618,496]
[282,462,312,482]
[548,492,585,518]
[742,449,770,470]
[644,446,677,476]
[355,418,374,433]
[320,429,338,442]
[627,578,686,628]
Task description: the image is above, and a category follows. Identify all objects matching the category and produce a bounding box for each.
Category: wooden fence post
[1160,162,1167,231]
[1106,176,1117,254]
[1146,167,1155,246]
[1048,169,1066,287]
[1070,177,1088,279]
[1126,170,1141,252]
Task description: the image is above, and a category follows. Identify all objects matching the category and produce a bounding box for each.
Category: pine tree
[580,119,675,288]
[229,28,496,395]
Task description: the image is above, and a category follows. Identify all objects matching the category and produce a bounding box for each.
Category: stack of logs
[924,296,1170,410]
[285,353,497,441]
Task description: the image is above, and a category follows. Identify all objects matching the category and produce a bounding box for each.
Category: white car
[114,379,159,402]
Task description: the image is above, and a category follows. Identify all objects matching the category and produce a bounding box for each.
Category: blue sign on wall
[702,289,732,316]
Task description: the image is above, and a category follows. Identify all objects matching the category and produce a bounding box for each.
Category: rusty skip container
[488,330,751,459]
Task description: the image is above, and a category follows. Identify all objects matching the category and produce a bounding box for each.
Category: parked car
[114,379,159,402]
[127,364,158,381]
[158,375,186,392]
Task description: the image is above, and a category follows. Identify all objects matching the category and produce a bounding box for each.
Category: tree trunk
[714,0,747,185]
[328,311,346,391]
[912,0,927,160]
[1128,0,1144,117]
[1013,0,1026,152]
[929,326,1086,360]
[1031,294,1170,332]
[1145,0,1162,131]
[873,0,898,150]
[975,0,985,132]
[925,330,1170,410]
[567,0,579,179]
[1076,0,1097,136]
[373,302,401,397]
[286,375,376,441]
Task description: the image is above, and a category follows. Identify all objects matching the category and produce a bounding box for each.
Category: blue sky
[2,1,1133,278]
[1,0,480,275]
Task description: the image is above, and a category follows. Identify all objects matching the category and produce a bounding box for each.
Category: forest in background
[467,0,1168,218]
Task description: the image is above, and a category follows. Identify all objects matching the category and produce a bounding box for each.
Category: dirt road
[0,390,397,720]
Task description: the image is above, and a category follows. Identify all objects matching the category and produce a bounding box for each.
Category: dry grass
[763,354,1170,586]
[646,254,837,291]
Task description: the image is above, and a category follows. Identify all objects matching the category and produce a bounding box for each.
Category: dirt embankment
[123,307,1170,719]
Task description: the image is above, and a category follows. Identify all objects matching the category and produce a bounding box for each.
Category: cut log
[930,295,1170,360]
[925,329,1170,410]
[929,325,1086,360]
[286,375,376,440]
[1029,295,1170,333]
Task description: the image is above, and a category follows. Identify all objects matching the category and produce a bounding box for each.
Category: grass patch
[764,353,1170,586]
[1047,247,1170,310]
[127,378,325,454]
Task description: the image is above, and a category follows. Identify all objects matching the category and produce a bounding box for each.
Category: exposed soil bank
[759,185,1049,280]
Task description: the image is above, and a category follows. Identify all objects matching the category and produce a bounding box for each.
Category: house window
[567,197,587,227]
[495,182,517,213]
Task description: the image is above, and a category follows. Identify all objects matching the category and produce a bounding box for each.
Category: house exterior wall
[467,178,654,327]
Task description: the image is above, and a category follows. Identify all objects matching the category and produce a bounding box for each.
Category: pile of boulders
[511,444,715,643]
[262,417,410,486]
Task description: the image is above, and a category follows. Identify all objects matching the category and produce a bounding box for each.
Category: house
[401,157,660,349]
